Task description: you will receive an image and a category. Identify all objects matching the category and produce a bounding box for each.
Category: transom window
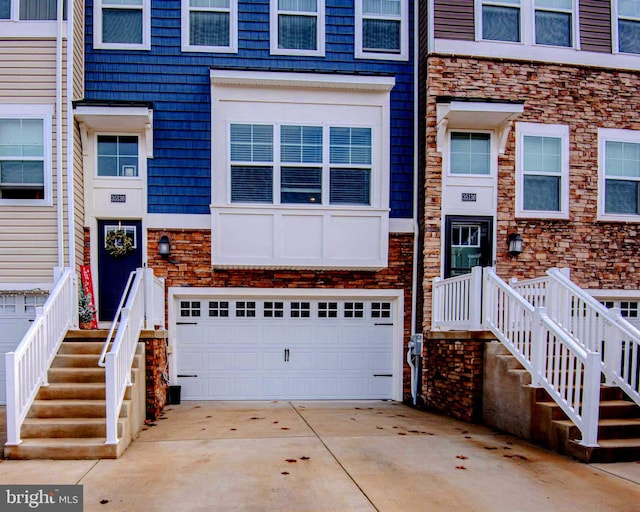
[97,135,139,177]
[183,0,237,52]
[95,0,150,49]
[516,123,569,218]
[355,0,408,60]
[0,109,51,204]
[229,123,372,206]
[272,0,324,56]
[0,0,65,20]
[617,0,640,54]
[449,132,491,175]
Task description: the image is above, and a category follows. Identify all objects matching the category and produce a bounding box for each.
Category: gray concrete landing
[2,401,640,511]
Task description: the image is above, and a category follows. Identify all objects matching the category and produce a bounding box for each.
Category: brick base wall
[141,331,169,421]
[422,332,493,423]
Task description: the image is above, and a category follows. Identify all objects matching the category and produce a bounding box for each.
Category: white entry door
[174,296,396,400]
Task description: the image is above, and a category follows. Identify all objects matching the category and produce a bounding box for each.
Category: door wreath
[105,228,134,258]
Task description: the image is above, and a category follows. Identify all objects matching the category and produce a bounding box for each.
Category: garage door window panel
[291,301,311,318]
[180,301,201,317]
[0,295,16,314]
[371,301,392,318]
[264,301,284,318]
[208,301,229,317]
[344,302,365,318]
[235,301,256,317]
[318,301,338,318]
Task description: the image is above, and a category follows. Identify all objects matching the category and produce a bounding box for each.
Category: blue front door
[97,220,143,322]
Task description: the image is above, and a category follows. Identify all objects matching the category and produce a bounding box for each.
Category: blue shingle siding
[85,0,415,218]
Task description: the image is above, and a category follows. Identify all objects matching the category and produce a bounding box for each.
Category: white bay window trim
[474,0,579,49]
[515,122,569,219]
[355,0,409,61]
[270,0,325,57]
[210,70,393,269]
[181,0,238,53]
[0,104,53,207]
[94,0,151,51]
[598,127,640,222]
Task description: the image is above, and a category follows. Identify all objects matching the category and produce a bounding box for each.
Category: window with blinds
[229,123,372,206]
[274,0,322,54]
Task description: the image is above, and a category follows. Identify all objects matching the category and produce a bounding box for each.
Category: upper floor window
[477,0,575,47]
[0,0,66,20]
[94,0,151,50]
[271,0,325,56]
[182,0,237,53]
[449,132,491,175]
[516,123,569,218]
[229,123,372,206]
[355,0,409,60]
[97,135,139,177]
[616,0,640,54]
[0,105,53,205]
[599,128,640,220]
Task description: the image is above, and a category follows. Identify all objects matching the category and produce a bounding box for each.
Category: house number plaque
[110,194,127,203]
[461,193,477,202]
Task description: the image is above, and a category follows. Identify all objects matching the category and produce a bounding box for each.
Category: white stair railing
[5,268,76,446]
[432,266,482,331]
[483,268,600,447]
[102,268,164,445]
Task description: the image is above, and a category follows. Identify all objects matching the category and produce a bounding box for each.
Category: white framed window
[614,0,640,54]
[476,0,577,48]
[355,0,409,60]
[94,0,151,50]
[0,0,64,20]
[96,135,140,177]
[0,295,17,314]
[229,123,373,206]
[270,0,325,56]
[0,105,53,206]
[449,131,492,175]
[599,128,640,221]
[516,123,569,219]
[181,0,238,53]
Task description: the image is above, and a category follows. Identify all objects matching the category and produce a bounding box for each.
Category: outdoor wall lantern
[508,233,523,257]
[158,235,170,258]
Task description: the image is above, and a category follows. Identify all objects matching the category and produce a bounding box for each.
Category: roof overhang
[436,98,524,154]
[73,103,154,158]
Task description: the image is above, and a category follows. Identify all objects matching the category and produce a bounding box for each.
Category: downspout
[66,0,76,271]
[55,0,64,269]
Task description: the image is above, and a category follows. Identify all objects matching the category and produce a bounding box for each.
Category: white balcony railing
[432,266,483,331]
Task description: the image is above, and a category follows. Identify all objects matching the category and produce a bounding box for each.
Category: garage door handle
[373,374,393,377]
[178,374,198,378]
[284,348,290,362]
[177,322,198,325]
[374,323,393,326]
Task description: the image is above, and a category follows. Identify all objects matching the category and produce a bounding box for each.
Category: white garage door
[0,295,45,405]
[174,296,396,400]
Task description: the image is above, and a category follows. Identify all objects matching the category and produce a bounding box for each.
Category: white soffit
[74,106,153,132]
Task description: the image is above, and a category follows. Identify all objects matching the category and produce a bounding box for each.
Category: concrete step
[535,399,640,421]
[57,341,105,355]
[554,417,640,440]
[4,438,121,460]
[48,367,105,383]
[567,438,640,463]
[51,354,101,368]
[27,400,130,419]
[36,383,136,401]
[21,417,124,438]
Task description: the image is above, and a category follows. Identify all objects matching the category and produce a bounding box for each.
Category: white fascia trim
[515,122,570,220]
[0,21,68,38]
[0,282,54,292]
[389,218,414,233]
[147,213,211,229]
[587,289,640,299]
[210,69,396,92]
[433,38,640,72]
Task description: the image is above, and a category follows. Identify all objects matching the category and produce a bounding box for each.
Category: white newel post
[470,266,483,330]
[604,308,623,386]
[5,352,20,445]
[144,267,154,330]
[581,351,601,447]
[530,307,547,387]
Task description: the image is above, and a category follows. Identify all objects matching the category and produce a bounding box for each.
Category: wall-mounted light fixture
[508,233,523,257]
[158,235,170,259]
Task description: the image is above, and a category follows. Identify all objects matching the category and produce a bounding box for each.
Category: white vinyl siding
[181,0,238,53]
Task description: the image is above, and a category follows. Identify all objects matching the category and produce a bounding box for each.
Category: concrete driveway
[1,401,640,511]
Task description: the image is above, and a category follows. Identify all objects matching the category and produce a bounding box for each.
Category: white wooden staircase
[5,331,146,460]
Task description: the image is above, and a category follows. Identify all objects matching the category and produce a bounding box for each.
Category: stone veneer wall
[422,331,492,422]
[423,56,640,330]
[141,331,169,421]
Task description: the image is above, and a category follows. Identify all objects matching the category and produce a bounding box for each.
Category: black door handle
[284,348,290,362]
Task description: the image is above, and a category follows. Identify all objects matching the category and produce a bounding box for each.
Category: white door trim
[168,287,405,401]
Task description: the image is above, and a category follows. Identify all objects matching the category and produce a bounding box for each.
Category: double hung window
[534,0,572,47]
[600,130,640,218]
[95,0,150,49]
[183,0,237,52]
[481,0,521,42]
[0,0,65,20]
[271,0,324,55]
[0,107,52,204]
[229,123,372,206]
[355,0,408,60]
[516,123,568,218]
[617,0,640,54]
